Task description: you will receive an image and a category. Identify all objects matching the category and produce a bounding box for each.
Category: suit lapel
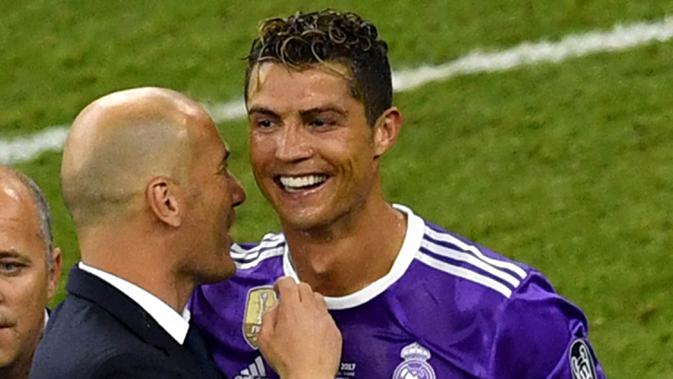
[66,266,218,377]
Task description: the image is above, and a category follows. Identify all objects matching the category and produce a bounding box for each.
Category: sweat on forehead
[0,168,36,214]
[246,61,353,100]
[0,167,49,252]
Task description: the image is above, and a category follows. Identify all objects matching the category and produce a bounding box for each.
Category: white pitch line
[391,15,673,91]
[0,126,70,165]
[2,15,673,165]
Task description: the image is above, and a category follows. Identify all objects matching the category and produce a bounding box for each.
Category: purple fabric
[191,215,605,379]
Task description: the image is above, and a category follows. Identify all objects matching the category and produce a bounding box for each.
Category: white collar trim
[282,204,425,310]
[78,262,191,344]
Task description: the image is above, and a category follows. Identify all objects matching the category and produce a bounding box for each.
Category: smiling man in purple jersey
[191,9,606,379]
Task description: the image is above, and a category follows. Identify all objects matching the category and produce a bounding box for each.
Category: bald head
[61,87,215,227]
[0,166,53,265]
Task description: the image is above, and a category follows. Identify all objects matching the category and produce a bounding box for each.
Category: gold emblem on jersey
[242,286,278,349]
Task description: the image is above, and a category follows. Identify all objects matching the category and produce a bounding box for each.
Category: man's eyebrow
[247,106,278,117]
[0,249,19,257]
[0,249,31,262]
[248,105,348,117]
[218,151,229,170]
[300,106,348,117]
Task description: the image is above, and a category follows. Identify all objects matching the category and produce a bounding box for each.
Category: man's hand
[257,277,342,379]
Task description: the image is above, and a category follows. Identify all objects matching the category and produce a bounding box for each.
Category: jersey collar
[282,204,425,310]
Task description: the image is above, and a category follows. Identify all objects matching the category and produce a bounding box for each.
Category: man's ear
[147,177,182,228]
[47,247,62,300]
[373,107,403,159]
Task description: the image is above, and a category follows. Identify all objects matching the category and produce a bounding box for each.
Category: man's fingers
[261,304,278,328]
[258,304,278,350]
[297,281,313,303]
[258,278,341,378]
[274,277,300,306]
[313,291,327,309]
[274,277,328,310]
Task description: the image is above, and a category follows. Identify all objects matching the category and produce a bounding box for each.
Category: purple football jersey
[191,205,605,379]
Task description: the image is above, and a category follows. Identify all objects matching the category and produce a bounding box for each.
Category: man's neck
[283,200,407,297]
[79,228,194,313]
[82,258,195,313]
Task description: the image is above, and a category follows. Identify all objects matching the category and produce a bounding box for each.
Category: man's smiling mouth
[277,175,328,193]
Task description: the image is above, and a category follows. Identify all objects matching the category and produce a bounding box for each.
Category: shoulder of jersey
[230,232,286,270]
[415,222,532,299]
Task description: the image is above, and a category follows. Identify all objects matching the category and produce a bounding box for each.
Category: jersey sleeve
[488,271,606,378]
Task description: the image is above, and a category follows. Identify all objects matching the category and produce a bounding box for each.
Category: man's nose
[229,176,246,207]
[275,123,313,162]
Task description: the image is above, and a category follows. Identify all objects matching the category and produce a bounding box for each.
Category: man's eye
[309,118,337,129]
[257,119,273,128]
[310,119,326,127]
[0,262,23,275]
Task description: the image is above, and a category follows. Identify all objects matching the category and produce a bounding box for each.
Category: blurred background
[2,1,673,376]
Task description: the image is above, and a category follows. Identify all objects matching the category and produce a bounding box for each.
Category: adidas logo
[234,356,269,379]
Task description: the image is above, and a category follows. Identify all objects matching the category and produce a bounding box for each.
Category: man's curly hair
[245,10,392,125]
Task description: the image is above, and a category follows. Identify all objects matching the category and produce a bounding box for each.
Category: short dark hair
[245,9,392,125]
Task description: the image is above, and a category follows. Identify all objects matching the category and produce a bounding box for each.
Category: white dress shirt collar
[78,261,191,344]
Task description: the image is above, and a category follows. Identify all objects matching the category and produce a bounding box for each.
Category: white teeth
[279,175,327,191]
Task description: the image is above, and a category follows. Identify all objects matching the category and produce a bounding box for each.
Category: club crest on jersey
[392,342,436,379]
[242,286,278,349]
[569,338,597,379]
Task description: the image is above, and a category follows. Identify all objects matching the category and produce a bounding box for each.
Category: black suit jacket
[30,266,223,379]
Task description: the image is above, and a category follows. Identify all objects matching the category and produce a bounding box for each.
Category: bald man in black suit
[31,88,341,379]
